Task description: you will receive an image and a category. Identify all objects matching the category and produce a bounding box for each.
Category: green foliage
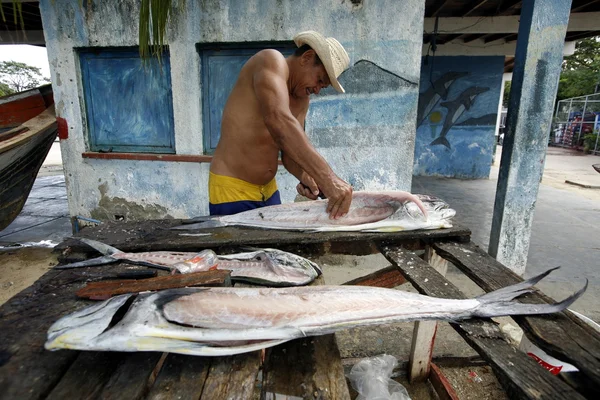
[583,132,598,153]
[0,61,50,93]
[139,0,186,60]
[0,81,14,97]
[557,37,600,101]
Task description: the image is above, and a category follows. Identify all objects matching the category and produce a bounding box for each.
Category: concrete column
[488,0,572,275]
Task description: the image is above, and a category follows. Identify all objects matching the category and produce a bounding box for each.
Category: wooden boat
[0,85,57,231]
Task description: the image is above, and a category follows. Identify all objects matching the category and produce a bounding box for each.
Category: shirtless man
[209,31,353,219]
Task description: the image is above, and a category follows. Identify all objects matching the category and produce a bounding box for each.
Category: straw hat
[293,30,350,93]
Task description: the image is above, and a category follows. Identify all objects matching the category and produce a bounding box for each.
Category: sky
[0,44,51,79]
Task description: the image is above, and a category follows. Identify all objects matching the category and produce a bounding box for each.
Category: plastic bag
[346,354,411,400]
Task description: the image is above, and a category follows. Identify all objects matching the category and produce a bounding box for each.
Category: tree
[557,37,600,100]
[0,81,13,97]
[0,61,50,93]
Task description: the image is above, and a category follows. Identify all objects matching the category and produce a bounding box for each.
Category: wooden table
[0,219,598,399]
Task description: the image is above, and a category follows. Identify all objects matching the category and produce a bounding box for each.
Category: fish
[54,238,321,287]
[173,192,454,232]
[417,71,468,127]
[45,268,586,357]
[431,86,490,149]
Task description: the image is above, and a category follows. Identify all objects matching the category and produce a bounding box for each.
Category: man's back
[210,50,307,186]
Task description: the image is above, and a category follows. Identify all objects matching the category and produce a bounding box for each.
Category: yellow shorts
[209,172,281,215]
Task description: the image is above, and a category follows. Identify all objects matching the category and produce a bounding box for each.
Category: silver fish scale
[220,192,402,228]
[113,251,195,266]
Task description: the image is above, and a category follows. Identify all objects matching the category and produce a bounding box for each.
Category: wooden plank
[201,352,262,399]
[378,244,587,400]
[408,246,449,382]
[409,321,438,382]
[96,352,165,399]
[433,241,600,389]
[429,362,460,400]
[262,335,351,400]
[0,269,91,400]
[146,354,210,400]
[76,269,231,299]
[54,220,471,263]
[46,352,127,400]
[342,265,407,288]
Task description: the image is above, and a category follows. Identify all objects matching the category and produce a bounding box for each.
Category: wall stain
[91,182,174,221]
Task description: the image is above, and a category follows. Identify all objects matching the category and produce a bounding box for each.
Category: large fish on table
[54,238,321,287]
[174,192,455,232]
[45,268,586,357]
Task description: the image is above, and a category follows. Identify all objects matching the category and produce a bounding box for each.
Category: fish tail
[53,256,118,269]
[171,219,226,231]
[430,136,451,149]
[474,267,587,318]
[77,238,122,255]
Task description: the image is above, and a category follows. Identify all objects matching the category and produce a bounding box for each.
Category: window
[199,43,294,154]
[80,48,175,153]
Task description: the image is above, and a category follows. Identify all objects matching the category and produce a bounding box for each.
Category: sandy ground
[0,247,58,305]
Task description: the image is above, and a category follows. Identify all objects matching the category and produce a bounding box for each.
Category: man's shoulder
[253,49,288,71]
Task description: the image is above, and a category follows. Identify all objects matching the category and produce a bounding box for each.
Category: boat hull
[0,107,58,231]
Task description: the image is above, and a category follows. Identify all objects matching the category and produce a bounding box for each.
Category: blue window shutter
[80,49,175,153]
[200,44,294,154]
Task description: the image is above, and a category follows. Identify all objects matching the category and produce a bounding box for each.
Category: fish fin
[474,268,587,318]
[53,256,118,269]
[77,238,122,255]
[430,136,451,149]
[180,215,219,224]
[171,220,226,230]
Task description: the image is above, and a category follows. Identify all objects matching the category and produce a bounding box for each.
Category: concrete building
[2,1,600,273]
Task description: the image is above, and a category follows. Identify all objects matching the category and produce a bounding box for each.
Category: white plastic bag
[346,354,411,400]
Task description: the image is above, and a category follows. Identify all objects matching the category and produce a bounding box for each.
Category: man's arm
[253,51,352,218]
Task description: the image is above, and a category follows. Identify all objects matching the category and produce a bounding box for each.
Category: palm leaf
[139,0,186,61]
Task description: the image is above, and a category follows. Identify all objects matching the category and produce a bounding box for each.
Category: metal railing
[551,93,600,155]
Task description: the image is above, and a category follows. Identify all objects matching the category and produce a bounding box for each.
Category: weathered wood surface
[202,352,262,399]
[53,219,470,262]
[433,241,600,390]
[379,244,587,400]
[342,265,407,287]
[261,275,350,400]
[76,269,231,299]
[429,362,460,400]
[146,354,210,400]
[409,245,449,382]
[0,268,92,400]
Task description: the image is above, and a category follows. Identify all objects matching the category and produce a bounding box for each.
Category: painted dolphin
[417,71,469,127]
[431,86,490,149]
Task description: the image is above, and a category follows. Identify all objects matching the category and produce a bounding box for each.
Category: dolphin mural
[417,71,469,127]
[431,86,490,149]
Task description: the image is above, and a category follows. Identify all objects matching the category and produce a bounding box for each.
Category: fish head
[45,294,134,350]
[393,194,456,221]
[260,248,322,280]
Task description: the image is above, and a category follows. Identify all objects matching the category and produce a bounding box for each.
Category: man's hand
[297,172,321,200]
[321,176,353,219]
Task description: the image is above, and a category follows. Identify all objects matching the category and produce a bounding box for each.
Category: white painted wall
[39,0,425,221]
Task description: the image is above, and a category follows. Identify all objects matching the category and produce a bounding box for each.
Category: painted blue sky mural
[414,56,504,178]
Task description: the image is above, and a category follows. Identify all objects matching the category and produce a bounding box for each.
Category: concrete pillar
[488,0,572,275]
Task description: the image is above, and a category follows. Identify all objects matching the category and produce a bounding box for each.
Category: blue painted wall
[413,56,504,178]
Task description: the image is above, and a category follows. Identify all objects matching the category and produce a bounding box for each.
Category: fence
[551,92,600,155]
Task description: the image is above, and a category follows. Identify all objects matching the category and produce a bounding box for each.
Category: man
[209,31,353,219]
